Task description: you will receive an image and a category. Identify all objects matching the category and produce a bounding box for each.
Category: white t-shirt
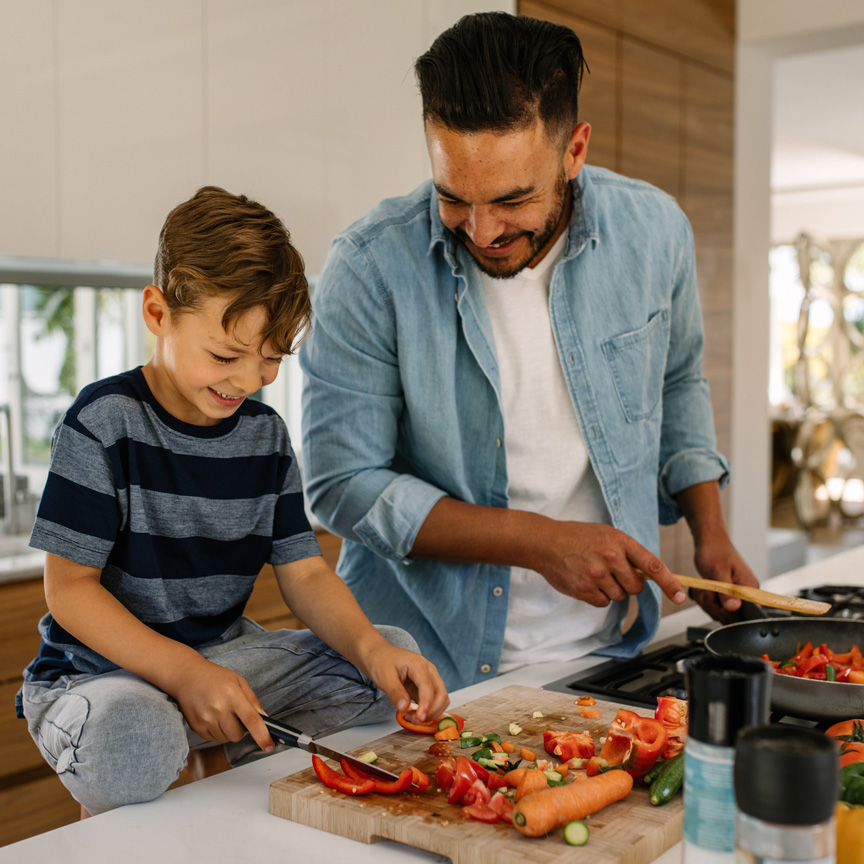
[480,233,622,672]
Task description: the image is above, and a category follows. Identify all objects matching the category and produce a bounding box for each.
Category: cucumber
[649,753,684,806]
[543,769,565,785]
[643,759,666,785]
[563,819,590,846]
[460,736,483,749]
[437,716,459,731]
[480,733,502,744]
[358,750,378,763]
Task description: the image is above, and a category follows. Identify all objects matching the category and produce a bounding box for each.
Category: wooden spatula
[640,571,831,615]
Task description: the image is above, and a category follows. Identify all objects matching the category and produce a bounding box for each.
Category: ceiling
[772,43,864,242]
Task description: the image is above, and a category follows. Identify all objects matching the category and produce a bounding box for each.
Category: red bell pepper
[542,729,596,763]
[339,759,414,794]
[587,708,667,778]
[395,710,440,734]
[408,766,429,794]
[655,696,688,759]
[312,755,375,795]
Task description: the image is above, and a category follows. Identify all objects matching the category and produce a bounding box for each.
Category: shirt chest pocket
[601,310,669,423]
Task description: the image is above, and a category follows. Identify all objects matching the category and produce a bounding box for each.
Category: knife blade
[260,715,417,786]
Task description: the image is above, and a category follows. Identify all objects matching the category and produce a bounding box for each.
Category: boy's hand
[169,656,274,754]
[362,644,449,725]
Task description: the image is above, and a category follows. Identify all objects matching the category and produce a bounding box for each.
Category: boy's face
[142,288,283,426]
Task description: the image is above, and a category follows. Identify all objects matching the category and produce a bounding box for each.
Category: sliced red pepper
[543,730,596,762]
[408,766,429,794]
[655,696,688,759]
[395,710,440,734]
[312,754,375,795]
[587,708,667,778]
[339,759,413,794]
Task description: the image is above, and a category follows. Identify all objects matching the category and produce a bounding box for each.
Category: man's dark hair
[415,12,586,143]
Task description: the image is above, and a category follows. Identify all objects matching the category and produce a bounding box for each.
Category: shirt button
[454,292,458,301]
[496,438,502,447]
[493,586,503,597]
[480,664,491,674]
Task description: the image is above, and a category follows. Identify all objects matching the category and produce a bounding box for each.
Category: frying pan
[703,617,864,721]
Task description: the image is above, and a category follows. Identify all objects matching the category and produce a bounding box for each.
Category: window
[0,257,308,528]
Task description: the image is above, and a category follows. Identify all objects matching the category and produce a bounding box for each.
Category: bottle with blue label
[682,653,772,864]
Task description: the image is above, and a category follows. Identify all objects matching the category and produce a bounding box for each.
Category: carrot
[512,769,634,837]
[504,767,530,787]
[578,707,601,720]
[519,747,537,762]
[501,741,516,754]
[514,768,549,802]
[434,725,460,741]
[490,740,504,753]
[553,762,569,777]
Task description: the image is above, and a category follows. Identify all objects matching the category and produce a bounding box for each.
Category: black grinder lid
[734,725,838,825]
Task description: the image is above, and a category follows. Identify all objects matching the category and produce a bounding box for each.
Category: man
[300,12,757,691]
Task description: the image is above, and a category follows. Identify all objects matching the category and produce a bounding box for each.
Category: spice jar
[735,725,838,863]
[683,653,772,864]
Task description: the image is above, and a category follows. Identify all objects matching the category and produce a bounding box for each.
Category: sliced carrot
[519,747,537,762]
[553,762,569,777]
[576,695,597,706]
[514,768,548,802]
[504,767,530,787]
[434,726,460,741]
[490,740,504,753]
[501,741,516,754]
[512,769,634,837]
[578,707,602,720]
[536,759,549,772]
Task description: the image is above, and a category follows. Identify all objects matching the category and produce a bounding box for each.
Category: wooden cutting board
[269,685,682,863]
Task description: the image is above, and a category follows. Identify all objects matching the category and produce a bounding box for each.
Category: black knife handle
[260,715,312,750]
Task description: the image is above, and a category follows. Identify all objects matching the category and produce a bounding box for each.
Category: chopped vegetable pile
[761,641,864,683]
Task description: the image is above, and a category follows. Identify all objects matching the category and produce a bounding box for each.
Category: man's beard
[458,173,571,279]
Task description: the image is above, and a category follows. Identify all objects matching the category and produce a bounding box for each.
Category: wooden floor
[0,531,343,850]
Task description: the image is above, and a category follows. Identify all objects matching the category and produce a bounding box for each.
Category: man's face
[425,119,590,278]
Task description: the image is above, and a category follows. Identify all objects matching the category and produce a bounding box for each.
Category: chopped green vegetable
[437,716,459,731]
[460,736,483,749]
[563,820,590,846]
[358,750,378,764]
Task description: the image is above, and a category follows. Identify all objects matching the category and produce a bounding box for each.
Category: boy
[17,186,448,817]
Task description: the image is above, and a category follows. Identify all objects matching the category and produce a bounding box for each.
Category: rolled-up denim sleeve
[300,236,447,562]
[656,214,731,525]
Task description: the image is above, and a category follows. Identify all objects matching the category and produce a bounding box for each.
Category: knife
[260,714,419,787]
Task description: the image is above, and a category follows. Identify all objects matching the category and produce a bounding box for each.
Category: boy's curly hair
[154,186,310,355]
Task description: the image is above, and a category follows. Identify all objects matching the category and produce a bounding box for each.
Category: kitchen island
[3,546,862,864]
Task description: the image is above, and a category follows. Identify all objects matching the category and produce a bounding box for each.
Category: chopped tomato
[462,778,492,807]
[543,729,596,763]
[459,754,489,784]
[428,740,452,756]
[488,790,514,823]
[448,768,473,805]
[827,719,864,767]
[448,756,487,804]
[486,773,508,791]
[461,803,499,823]
[435,756,456,789]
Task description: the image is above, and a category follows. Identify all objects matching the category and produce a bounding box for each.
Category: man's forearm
[673,480,730,546]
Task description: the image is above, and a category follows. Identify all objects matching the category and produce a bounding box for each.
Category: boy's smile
[141,288,283,426]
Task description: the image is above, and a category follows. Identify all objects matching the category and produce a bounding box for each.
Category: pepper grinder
[682,653,772,864]
[734,725,837,863]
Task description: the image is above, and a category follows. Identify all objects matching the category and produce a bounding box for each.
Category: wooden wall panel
[521,1,619,171]
[620,38,682,199]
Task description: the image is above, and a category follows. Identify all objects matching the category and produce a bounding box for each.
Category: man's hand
[690,536,759,624]
[360,642,450,725]
[536,521,688,607]
[167,655,274,753]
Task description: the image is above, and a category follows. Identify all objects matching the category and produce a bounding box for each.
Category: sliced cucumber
[476,757,500,770]
[358,750,378,764]
[563,819,590,846]
[460,730,475,739]
[543,769,564,784]
[480,733,502,744]
[437,716,459,731]
[460,736,483,749]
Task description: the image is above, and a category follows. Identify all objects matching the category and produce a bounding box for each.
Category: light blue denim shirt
[300,165,730,691]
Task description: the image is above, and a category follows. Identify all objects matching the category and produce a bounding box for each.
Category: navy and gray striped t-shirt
[22,366,320,687]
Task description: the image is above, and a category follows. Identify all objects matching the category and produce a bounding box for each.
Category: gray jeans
[20,618,416,815]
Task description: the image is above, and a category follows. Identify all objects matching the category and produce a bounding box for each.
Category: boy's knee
[60,688,188,814]
[375,625,419,654]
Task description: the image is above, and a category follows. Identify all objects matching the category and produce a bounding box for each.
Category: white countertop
[4,545,863,864]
